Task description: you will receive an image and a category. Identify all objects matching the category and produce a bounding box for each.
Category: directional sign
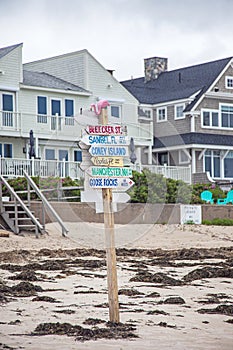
[86,125,127,135]
[88,177,135,190]
[86,166,132,177]
[89,145,129,157]
[81,190,130,203]
[81,134,129,146]
[91,156,124,167]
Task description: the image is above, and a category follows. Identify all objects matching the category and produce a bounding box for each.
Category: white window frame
[109,104,121,118]
[174,104,185,120]
[220,103,233,129]
[157,106,167,122]
[225,76,233,89]
[201,109,219,128]
[143,108,152,120]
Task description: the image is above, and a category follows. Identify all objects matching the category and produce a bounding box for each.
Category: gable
[0,43,23,89]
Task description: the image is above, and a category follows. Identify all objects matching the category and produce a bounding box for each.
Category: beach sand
[0,223,232,349]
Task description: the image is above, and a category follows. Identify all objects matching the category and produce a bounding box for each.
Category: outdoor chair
[217,190,233,205]
[200,190,214,204]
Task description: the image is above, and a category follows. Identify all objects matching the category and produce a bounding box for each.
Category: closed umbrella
[29,130,36,159]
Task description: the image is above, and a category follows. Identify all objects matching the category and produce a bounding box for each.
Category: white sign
[91,156,124,167]
[88,177,135,190]
[81,134,129,146]
[180,205,202,224]
[86,125,127,135]
[89,145,129,157]
[86,166,132,178]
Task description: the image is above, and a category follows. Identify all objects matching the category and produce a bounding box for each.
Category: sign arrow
[88,176,135,190]
[81,134,129,146]
[91,156,124,167]
[89,145,129,157]
[86,125,127,135]
[86,166,132,178]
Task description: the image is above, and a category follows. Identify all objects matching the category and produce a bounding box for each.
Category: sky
[1,0,233,81]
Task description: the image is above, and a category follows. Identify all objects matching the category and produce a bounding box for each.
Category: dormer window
[225,76,233,89]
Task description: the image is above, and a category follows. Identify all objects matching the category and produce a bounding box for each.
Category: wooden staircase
[0,176,45,237]
[0,172,68,237]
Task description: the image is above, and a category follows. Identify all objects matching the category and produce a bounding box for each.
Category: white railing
[132,164,192,184]
[0,157,84,179]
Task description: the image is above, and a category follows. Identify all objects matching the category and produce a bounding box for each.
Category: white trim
[0,86,19,92]
[205,91,233,100]
[174,103,185,120]
[189,58,233,112]
[156,106,167,122]
[225,75,233,89]
[198,148,206,160]
[152,143,233,153]
[20,84,91,96]
[179,149,191,164]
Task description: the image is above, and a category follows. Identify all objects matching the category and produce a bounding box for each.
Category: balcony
[0,157,191,183]
[0,157,84,179]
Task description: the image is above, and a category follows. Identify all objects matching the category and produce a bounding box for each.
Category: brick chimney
[144,56,168,82]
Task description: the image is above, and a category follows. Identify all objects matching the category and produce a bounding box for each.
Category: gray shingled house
[121,56,233,183]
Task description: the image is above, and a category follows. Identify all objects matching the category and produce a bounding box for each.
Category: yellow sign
[91,157,124,167]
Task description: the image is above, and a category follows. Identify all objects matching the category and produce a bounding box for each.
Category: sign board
[89,145,129,157]
[81,134,129,146]
[86,166,132,178]
[91,156,124,167]
[180,205,202,224]
[88,176,135,190]
[86,125,127,135]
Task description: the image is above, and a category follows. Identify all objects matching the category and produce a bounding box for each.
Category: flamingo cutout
[91,100,110,115]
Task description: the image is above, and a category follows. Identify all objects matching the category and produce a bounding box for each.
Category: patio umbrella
[29,129,36,159]
[129,137,137,164]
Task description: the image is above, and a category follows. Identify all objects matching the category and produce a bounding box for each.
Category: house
[0,43,153,179]
[121,56,233,183]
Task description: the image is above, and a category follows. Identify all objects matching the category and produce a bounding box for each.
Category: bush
[203,218,233,226]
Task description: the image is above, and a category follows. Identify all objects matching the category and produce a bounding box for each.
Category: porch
[0,157,192,183]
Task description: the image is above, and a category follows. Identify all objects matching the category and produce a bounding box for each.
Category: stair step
[18,224,36,228]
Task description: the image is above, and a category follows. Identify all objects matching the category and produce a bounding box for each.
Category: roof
[121,57,232,110]
[0,43,22,59]
[23,70,90,93]
[153,133,233,149]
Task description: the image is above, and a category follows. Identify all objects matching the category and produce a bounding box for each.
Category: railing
[132,164,192,184]
[0,157,84,179]
[0,110,153,144]
[0,157,191,183]
[23,171,69,236]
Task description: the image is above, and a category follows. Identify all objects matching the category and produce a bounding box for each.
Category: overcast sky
[1,0,233,81]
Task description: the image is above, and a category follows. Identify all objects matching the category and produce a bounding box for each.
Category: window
[157,107,167,122]
[65,99,74,117]
[110,105,120,118]
[175,104,185,119]
[0,143,13,158]
[221,105,233,128]
[225,76,233,89]
[158,152,168,165]
[143,109,152,119]
[224,151,233,178]
[51,99,61,116]
[45,149,55,160]
[204,150,220,178]
[37,96,47,123]
[202,109,219,127]
[74,150,82,162]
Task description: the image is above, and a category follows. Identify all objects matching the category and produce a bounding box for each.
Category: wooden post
[100,107,120,323]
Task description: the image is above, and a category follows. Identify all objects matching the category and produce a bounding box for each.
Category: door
[59,150,68,177]
[51,99,61,130]
[2,94,13,127]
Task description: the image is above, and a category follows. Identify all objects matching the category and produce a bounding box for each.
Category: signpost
[79,100,135,324]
